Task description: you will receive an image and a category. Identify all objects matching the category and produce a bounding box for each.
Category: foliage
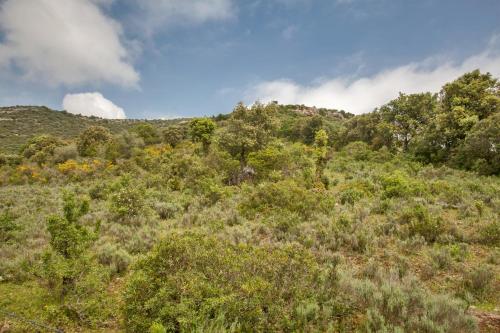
[218,102,277,164]
[1,72,500,332]
[452,112,500,175]
[162,125,186,147]
[77,126,112,157]
[21,135,64,165]
[189,118,216,153]
[378,92,436,151]
[134,123,161,145]
[123,233,340,332]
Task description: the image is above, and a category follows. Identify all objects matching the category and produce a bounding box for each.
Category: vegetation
[0,70,499,332]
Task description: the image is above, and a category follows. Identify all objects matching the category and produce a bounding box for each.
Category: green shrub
[429,247,452,269]
[123,233,341,332]
[464,265,494,299]
[53,144,78,163]
[153,201,180,219]
[96,242,133,276]
[398,204,443,242]
[0,153,22,166]
[343,141,372,161]
[77,126,112,157]
[21,135,64,165]
[340,271,477,332]
[479,220,500,246]
[110,186,145,218]
[380,171,425,198]
[239,180,332,220]
[0,211,20,242]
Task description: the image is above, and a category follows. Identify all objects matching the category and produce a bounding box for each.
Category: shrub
[133,123,161,145]
[123,233,341,332]
[21,135,64,165]
[464,265,494,299]
[162,125,186,148]
[96,242,133,275]
[0,153,22,166]
[340,271,477,332]
[429,247,452,269]
[398,204,443,242]
[0,211,20,242]
[343,141,372,161]
[153,201,180,219]
[479,220,500,246]
[110,186,144,218]
[53,144,78,163]
[239,180,332,220]
[380,171,425,198]
[77,126,112,157]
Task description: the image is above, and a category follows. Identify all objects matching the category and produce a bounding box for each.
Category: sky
[0,0,499,119]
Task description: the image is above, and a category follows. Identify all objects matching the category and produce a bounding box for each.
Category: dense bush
[398,204,443,242]
[123,233,341,332]
[239,180,332,219]
[77,126,112,157]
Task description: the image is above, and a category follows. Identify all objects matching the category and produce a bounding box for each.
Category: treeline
[337,70,499,175]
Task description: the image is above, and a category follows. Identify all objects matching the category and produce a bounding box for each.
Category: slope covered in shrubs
[0,71,499,332]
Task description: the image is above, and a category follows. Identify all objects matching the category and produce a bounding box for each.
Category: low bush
[398,204,443,242]
[109,186,145,218]
[340,270,477,332]
[123,233,342,332]
[464,264,494,300]
[239,180,333,220]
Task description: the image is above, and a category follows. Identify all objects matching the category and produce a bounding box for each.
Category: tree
[133,123,160,145]
[218,102,277,166]
[313,129,329,181]
[21,134,64,165]
[452,112,499,175]
[436,70,500,153]
[77,126,112,157]
[162,125,185,147]
[45,192,95,297]
[189,118,216,153]
[379,93,436,152]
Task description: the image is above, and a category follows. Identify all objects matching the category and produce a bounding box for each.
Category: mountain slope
[0,106,178,153]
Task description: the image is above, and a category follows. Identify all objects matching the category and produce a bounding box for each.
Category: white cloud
[248,45,500,114]
[0,0,139,87]
[63,92,126,119]
[133,0,235,34]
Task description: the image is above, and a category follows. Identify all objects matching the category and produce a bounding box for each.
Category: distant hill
[0,104,351,154]
[0,106,181,153]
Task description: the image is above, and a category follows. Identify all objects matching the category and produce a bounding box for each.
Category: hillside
[0,71,499,333]
[0,106,180,153]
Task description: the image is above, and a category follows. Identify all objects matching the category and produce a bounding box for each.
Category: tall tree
[218,102,277,166]
[189,118,216,153]
[379,93,436,152]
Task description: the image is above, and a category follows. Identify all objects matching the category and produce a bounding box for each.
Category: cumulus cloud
[63,92,126,119]
[0,0,139,87]
[132,0,235,34]
[248,45,500,114]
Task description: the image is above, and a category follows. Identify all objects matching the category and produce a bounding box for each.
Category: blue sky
[0,0,499,119]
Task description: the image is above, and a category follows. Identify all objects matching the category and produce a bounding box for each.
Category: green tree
[218,102,277,165]
[189,118,216,153]
[162,125,185,147]
[436,70,499,153]
[21,134,64,165]
[44,192,97,297]
[133,123,160,145]
[77,126,112,157]
[313,129,329,181]
[452,112,500,175]
[379,93,436,151]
